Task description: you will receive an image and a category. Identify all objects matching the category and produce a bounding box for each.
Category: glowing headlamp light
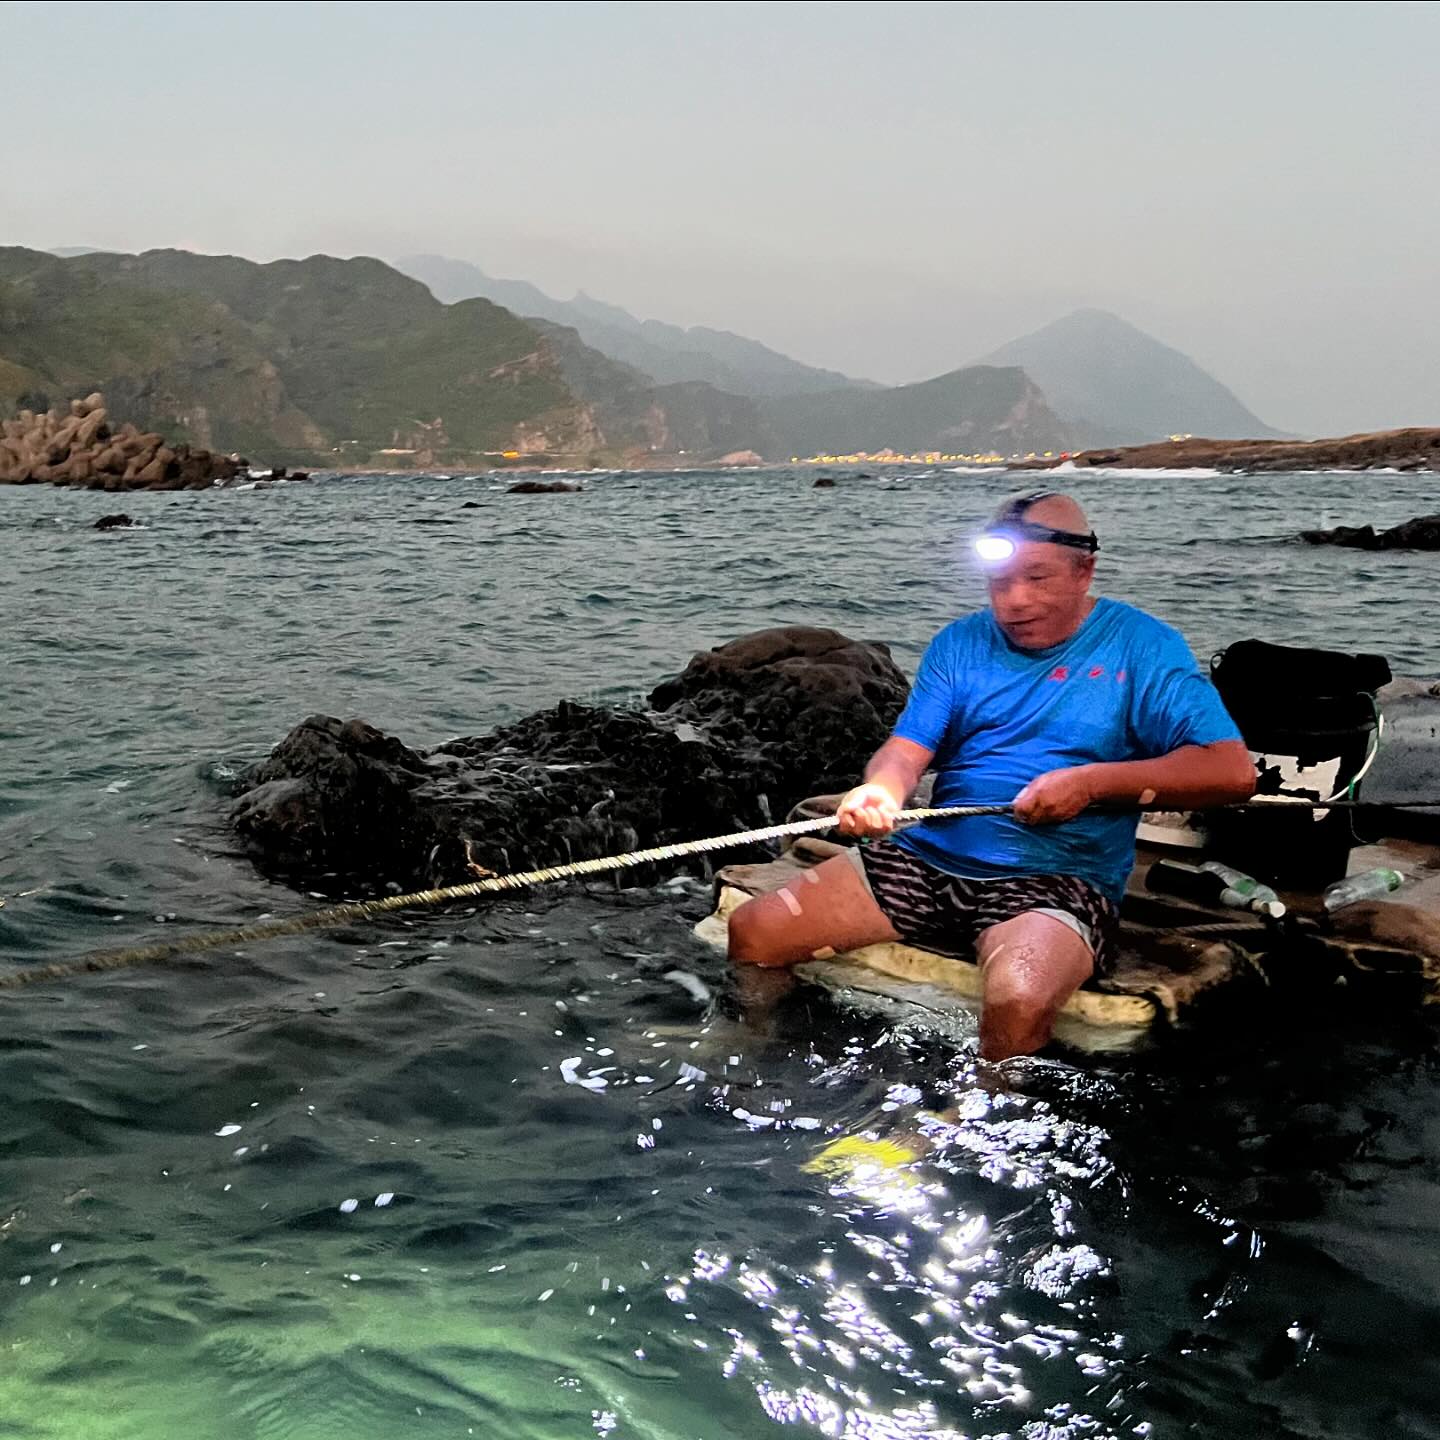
[973,491,1100,564]
[974,534,1017,562]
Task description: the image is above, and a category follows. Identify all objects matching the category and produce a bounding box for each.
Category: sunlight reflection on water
[2,467,1438,1437]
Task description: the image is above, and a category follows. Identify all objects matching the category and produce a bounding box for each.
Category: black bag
[1207,640,1391,888]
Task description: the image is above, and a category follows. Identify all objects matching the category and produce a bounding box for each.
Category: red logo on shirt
[1050,666,1069,682]
[1089,665,1105,678]
[1115,670,1127,682]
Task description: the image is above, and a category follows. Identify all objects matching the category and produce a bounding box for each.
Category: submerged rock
[231,626,908,888]
[507,479,581,494]
[1301,514,1440,550]
[93,512,135,530]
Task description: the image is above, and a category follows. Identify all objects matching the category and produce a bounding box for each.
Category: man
[728,491,1254,1060]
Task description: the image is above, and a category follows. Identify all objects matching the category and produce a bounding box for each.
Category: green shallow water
[2,466,1439,1439]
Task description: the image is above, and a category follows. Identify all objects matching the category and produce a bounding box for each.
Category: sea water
[1,466,1438,1438]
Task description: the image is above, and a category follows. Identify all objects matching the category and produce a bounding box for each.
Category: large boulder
[646,626,909,798]
[231,626,908,888]
[1381,515,1440,548]
[1301,513,1440,550]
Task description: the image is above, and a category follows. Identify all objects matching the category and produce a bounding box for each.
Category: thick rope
[0,804,1001,991]
[2,796,1437,992]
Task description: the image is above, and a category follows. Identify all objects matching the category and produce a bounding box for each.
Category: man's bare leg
[727,852,901,967]
[974,912,1094,1061]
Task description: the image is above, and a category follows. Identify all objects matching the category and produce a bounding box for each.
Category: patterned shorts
[856,840,1121,977]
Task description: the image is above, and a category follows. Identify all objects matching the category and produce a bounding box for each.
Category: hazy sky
[6,0,1437,433]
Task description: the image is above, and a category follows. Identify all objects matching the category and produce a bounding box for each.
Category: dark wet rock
[1300,523,1381,549]
[93,512,135,530]
[231,718,435,881]
[231,626,908,889]
[1301,513,1440,550]
[507,480,581,494]
[460,501,483,509]
[813,476,836,488]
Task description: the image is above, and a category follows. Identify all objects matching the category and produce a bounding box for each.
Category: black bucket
[1206,640,1391,889]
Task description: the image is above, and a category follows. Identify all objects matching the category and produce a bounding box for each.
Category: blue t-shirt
[890,598,1241,902]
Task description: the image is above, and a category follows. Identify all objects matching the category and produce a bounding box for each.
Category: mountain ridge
[759,365,1071,459]
[394,253,873,399]
[0,246,599,464]
[976,308,1283,444]
[5,247,1077,466]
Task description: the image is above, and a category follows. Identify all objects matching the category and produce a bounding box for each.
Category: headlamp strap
[994,492,1099,554]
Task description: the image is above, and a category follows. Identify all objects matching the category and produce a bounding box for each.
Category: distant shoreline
[1020,427,1440,474]
[335,427,1440,477]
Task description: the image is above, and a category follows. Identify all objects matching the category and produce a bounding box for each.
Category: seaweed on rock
[231,627,908,890]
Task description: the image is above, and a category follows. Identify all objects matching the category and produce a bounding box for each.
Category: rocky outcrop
[715,450,764,467]
[0,394,239,490]
[1031,428,1440,473]
[93,512,136,530]
[1300,514,1440,550]
[507,479,582,494]
[231,626,908,888]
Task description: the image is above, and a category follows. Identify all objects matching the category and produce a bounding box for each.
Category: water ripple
[2,468,1439,1436]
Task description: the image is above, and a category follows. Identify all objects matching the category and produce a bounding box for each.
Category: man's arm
[835,736,935,836]
[1014,740,1255,824]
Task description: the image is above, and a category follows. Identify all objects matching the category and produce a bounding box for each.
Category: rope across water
[0,804,1004,991]
[1,797,1435,992]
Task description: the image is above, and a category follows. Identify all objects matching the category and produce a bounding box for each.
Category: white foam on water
[1049,461,1223,479]
[662,969,711,1004]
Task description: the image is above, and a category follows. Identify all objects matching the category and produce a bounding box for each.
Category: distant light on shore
[797,449,1061,466]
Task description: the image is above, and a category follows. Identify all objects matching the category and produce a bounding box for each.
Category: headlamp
[974,534,1017,562]
[973,490,1100,564]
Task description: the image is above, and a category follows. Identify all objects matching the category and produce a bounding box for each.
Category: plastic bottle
[1322,867,1404,913]
[1198,861,1288,919]
[1145,859,1287,918]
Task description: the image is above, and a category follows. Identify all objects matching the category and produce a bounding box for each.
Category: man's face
[985,541,1095,650]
